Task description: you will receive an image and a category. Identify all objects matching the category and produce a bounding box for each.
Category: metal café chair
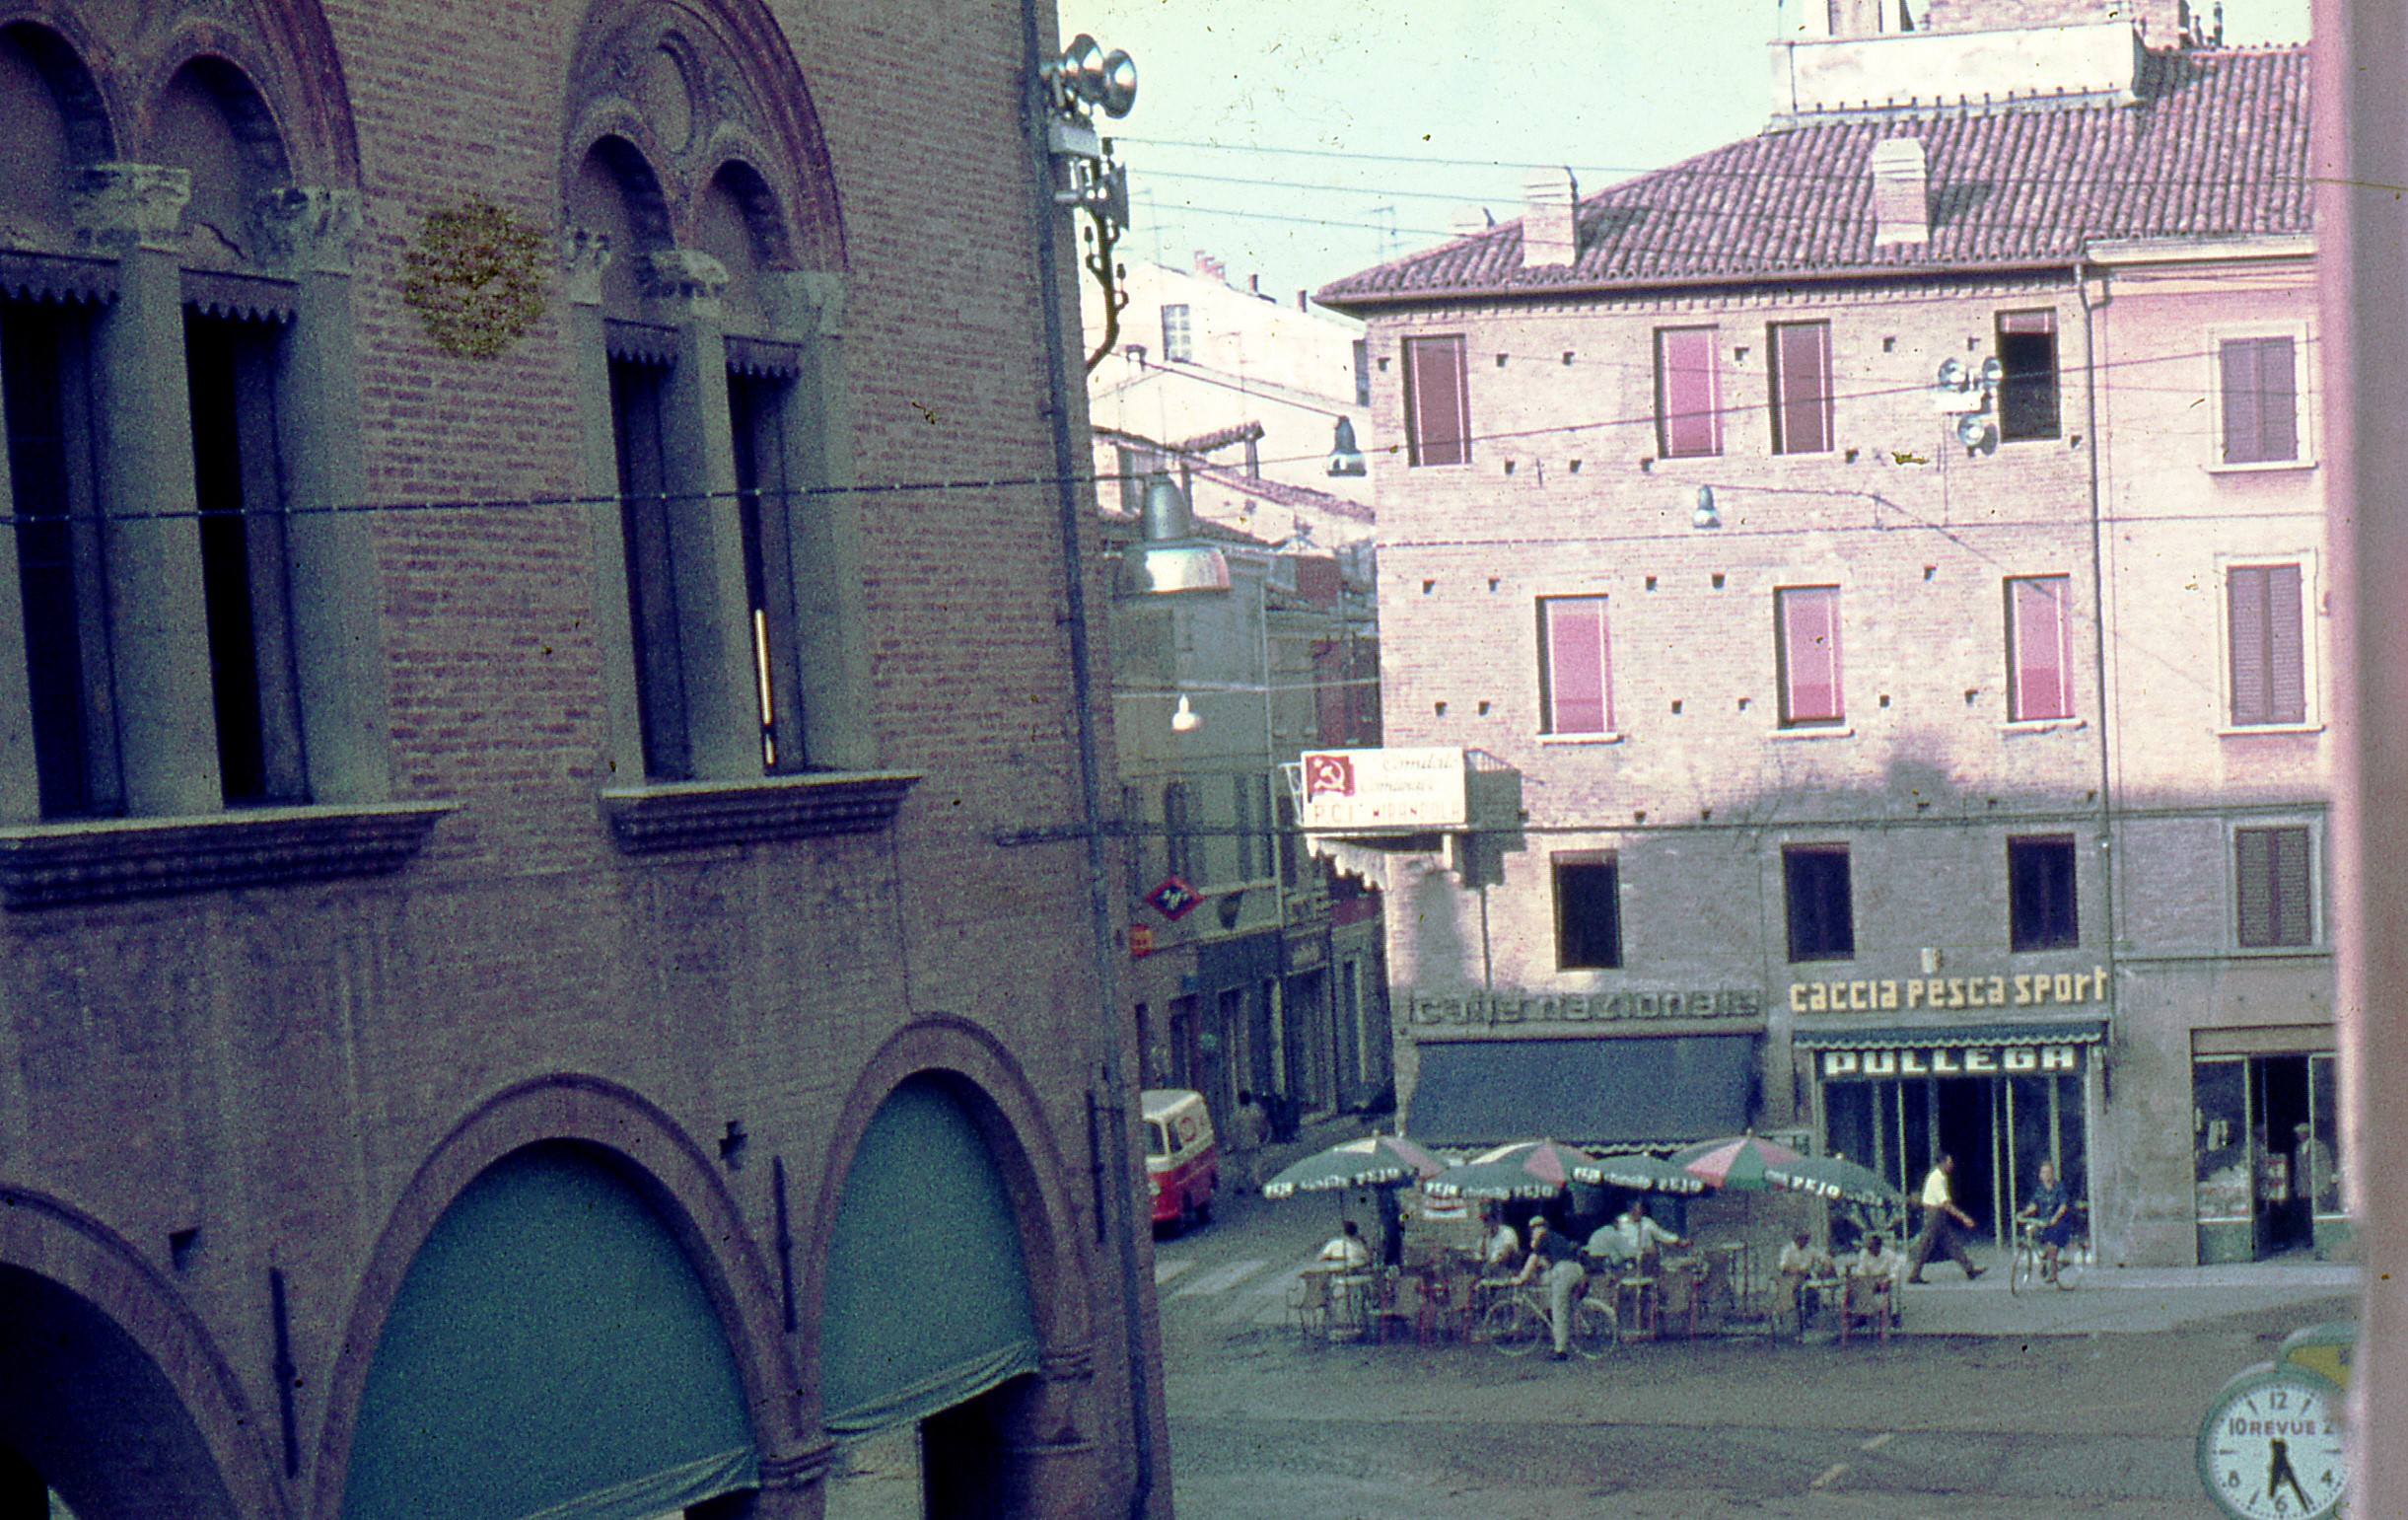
[1286,1269,1331,1342]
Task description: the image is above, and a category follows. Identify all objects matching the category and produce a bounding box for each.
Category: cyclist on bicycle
[1514,1215,1586,1360]
[2018,1161,2076,1284]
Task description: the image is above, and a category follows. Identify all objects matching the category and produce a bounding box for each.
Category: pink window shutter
[1774,324,1831,454]
[1781,587,1842,723]
[1408,337,1467,467]
[2011,577,2072,720]
[1545,598,1610,733]
[1658,328,1719,458]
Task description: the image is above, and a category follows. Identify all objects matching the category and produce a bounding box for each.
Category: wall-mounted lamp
[1327,415,1367,476]
[1170,694,1202,733]
[1116,475,1231,596]
[1691,484,1721,531]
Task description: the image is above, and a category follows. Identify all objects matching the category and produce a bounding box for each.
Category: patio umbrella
[1571,1151,1712,1195]
[1422,1139,1600,1200]
[1670,1134,1804,1192]
[1261,1133,1447,1199]
[1760,1153,1904,1212]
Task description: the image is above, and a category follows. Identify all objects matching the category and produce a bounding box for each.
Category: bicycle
[1480,1277,1618,1358]
[2008,1217,2085,1293]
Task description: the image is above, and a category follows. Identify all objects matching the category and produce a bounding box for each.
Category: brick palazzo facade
[0,2,1163,1517]
[1315,0,2330,1268]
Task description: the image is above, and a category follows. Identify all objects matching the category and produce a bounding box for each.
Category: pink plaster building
[1312,0,2324,1268]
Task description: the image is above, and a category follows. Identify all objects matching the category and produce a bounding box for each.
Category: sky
[1062,0,2314,303]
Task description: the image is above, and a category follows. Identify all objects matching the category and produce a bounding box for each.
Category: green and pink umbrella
[1423,1139,1602,1200]
[1670,1134,1804,1192]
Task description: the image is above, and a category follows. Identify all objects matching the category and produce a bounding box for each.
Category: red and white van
[1142,1089,1219,1230]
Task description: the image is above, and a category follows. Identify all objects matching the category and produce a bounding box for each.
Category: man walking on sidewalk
[1907,1152,1984,1283]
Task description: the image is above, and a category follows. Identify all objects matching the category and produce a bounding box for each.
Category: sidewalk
[1890,1257,2358,1336]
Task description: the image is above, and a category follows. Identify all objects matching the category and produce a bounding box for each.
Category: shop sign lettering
[1405,988,1762,1028]
[1788,967,2110,1015]
[1818,1044,2084,1078]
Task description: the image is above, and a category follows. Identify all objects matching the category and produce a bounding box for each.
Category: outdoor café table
[1310,1266,1376,1339]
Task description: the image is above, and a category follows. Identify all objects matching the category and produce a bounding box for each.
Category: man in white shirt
[1853,1233,1908,1289]
[1906,1152,1984,1283]
[1779,1230,1836,1325]
[1612,1201,1687,1264]
[1482,1208,1523,1272]
[1319,1218,1371,1268]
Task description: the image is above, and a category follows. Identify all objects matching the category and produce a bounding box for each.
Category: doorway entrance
[2192,1045,2342,1263]
[1823,1069,2089,1250]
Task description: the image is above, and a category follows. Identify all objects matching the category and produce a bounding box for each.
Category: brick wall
[0,0,1159,1511]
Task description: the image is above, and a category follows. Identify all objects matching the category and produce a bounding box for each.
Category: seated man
[1584,1218,1636,1267]
[1776,1230,1835,1324]
[1319,1218,1371,1269]
[1482,1208,1523,1273]
[1513,1215,1587,1360]
[1612,1201,1687,1269]
[1851,1232,1908,1308]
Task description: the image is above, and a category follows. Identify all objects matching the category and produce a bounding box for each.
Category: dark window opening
[185,311,306,805]
[730,371,804,772]
[611,356,688,780]
[2008,835,2079,950]
[1163,779,1193,884]
[1352,338,1370,407]
[1996,310,2060,442]
[2235,826,2313,948]
[1785,844,1854,962]
[3,298,118,817]
[1554,854,1622,970]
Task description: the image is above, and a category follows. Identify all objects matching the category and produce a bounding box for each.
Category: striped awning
[1791,1019,2107,1050]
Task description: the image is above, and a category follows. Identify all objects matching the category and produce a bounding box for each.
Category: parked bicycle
[1480,1278,1618,1358]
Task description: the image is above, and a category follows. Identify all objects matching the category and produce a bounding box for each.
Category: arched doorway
[0,1266,242,1520]
[342,1142,758,1520]
[818,1075,1048,1518]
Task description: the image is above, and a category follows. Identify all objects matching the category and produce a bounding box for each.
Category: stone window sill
[1770,725,1855,741]
[2216,722,2325,738]
[1537,731,1623,746]
[601,770,922,853]
[2205,458,2317,475]
[0,802,453,908]
[2000,717,2088,735]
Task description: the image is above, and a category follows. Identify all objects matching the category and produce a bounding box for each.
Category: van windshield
[1146,1121,1171,1159]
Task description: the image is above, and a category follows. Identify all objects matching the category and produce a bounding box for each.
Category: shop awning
[1791,1019,2107,1049]
[1405,1035,1756,1149]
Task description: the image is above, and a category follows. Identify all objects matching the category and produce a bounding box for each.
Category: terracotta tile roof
[1317,45,2308,308]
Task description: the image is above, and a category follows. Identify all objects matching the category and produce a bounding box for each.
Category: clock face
[2198,1368,2348,1520]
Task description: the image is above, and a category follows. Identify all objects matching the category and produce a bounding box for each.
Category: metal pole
[1019,8,1157,1515]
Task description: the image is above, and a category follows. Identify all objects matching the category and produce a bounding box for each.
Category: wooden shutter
[2009,575,2072,720]
[1656,326,1720,458]
[2222,337,2299,464]
[2256,337,2298,462]
[1542,597,1610,733]
[2229,563,2305,725]
[1779,586,1843,724]
[1771,323,1831,455]
[2237,826,2313,947]
[1405,336,1468,467]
